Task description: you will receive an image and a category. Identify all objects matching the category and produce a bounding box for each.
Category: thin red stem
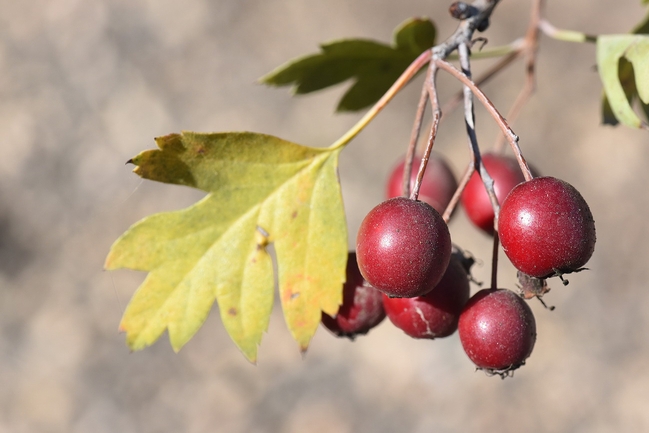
[491,233,500,289]
[403,87,429,197]
[435,58,534,182]
[441,49,522,121]
[442,161,474,223]
[410,64,441,201]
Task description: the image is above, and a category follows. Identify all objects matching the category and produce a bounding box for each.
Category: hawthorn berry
[356,197,452,298]
[498,176,596,279]
[386,153,458,214]
[321,252,386,339]
[458,288,536,376]
[460,153,526,234]
[382,251,471,339]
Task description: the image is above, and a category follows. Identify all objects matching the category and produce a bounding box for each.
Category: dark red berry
[382,252,471,339]
[498,177,596,279]
[458,289,536,375]
[321,252,386,339]
[356,197,452,298]
[386,153,458,215]
[461,153,526,234]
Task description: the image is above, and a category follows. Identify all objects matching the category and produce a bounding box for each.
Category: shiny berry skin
[321,252,386,339]
[356,197,452,298]
[498,177,596,279]
[461,153,526,234]
[458,289,536,374]
[386,153,458,214]
[382,252,470,339]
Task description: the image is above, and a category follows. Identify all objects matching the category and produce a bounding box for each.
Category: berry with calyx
[382,251,471,339]
[386,153,458,215]
[458,288,536,377]
[461,153,526,234]
[498,176,596,279]
[356,197,452,298]
[321,252,386,339]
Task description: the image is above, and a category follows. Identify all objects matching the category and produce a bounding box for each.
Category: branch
[493,0,543,153]
[458,42,501,289]
[433,0,503,60]
[331,0,506,151]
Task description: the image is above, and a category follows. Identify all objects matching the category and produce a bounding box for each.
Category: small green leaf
[632,9,649,34]
[597,34,649,128]
[106,132,348,362]
[260,17,436,111]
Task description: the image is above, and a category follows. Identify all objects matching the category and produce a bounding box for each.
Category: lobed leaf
[259,17,436,111]
[105,132,348,362]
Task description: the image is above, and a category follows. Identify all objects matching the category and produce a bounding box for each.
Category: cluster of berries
[322,153,596,377]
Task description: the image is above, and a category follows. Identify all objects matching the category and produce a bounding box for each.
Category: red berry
[356,197,452,298]
[498,176,596,279]
[458,289,536,375]
[386,153,458,214]
[321,253,386,339]
[461,153,526,234]
[382,252,471,339]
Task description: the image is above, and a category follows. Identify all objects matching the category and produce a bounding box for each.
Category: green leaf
[632,9,649,34]
[105,132,348,362]
[260,17,436,111]
[600,11,649,127]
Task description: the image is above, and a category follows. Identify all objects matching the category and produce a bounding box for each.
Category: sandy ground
[1,0,649,432]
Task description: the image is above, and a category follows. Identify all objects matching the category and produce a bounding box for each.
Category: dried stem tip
[449,2,479,20]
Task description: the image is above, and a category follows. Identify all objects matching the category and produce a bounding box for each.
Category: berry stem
[402,85,430,197]
[435,58,534,182]
[410,63,441,201]
[491,232,500,290]
[441,49,522,122]
[442,160,474,223]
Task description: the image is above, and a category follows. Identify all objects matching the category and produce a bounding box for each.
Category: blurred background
[1,0,649,432]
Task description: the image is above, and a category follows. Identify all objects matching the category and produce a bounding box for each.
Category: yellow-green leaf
[599,11,649,128]
[105,132,348,362]
[597,34,649,128]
